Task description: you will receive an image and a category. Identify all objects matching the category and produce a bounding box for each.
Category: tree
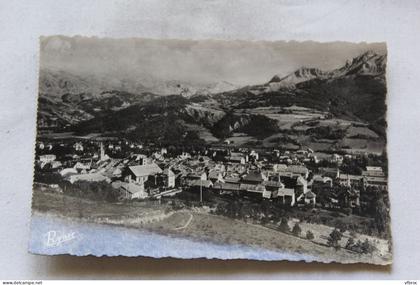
[353,240,364,253]
[361,238,376,254]
[279,217,290,232]
[327,228,343,250]
[335,220,347,233]
[292,223,302,236]
[373,198,389,236]
[345,237,355,249]
[306,230,314,240]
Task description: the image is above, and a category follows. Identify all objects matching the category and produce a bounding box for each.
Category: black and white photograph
[29,36,391,265]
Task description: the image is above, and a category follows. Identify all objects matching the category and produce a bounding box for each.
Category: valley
[37,51,387,155]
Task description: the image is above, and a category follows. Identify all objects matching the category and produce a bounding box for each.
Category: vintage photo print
[30,36,390,264]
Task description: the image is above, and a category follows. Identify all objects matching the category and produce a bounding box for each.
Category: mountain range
[37,51,387,150]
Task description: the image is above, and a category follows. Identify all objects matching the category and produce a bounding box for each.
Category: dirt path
[175,213,193,230]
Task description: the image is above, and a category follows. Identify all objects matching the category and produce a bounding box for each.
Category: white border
[1,0,420,279]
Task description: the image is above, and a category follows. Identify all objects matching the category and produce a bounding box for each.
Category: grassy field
[236,106,327,130]
[32,190,169,221]
[32,190,391,264]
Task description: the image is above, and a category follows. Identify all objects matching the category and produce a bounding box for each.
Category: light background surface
[0,0,419,280]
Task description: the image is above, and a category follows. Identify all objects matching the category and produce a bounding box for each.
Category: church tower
[100,142,105,161]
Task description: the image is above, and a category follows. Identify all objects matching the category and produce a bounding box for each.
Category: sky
[40,36,386,86]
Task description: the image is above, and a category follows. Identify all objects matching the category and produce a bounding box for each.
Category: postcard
[30,36,391,264]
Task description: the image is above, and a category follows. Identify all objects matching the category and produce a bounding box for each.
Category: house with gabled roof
[213,181,241,195]
[124,163,163,185]
[278,174,308,198]
[338,173,364,187]
[261,180,285,199]
[241,171,268,184]
[319,167,340,179]
[286,165,309,179]
[74,161,91,171]
[227,152,248,164]
[273,164,288,173]
[309,175,333,189]
[300,191,316,205]
[277,188,296,206]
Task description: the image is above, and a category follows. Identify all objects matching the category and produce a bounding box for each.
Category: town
[33,135,389,242]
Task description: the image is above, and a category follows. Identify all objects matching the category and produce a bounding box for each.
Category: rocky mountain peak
[293,67,325,78]
[266,67,327,89]
[342,50,386,76]
[268,75,282,83]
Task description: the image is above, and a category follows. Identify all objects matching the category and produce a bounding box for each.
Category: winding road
[174,213,193,230]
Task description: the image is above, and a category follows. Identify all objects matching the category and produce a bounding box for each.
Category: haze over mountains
[37,50,387,152]
[40,69,239,97]
[38,68,238,126]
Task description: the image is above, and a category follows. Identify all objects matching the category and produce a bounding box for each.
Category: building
[179,152,192,160]
[272,164,288,173]
[227,152,248,164]
[364,176,388,189]
[300,191,317,205]
[124,163,163,185]
[241,171,268,184]
[66,172,110,184]
[39,154,56,163]
[338,174,364,187]
[187,171,207,181]
[367,166,383,171]
[73,161,91,172]
[112,168,122,177]
[163,168,176,188]
[330,153,343,165]
[59,167,78,177]
[319,167,340,179]
[240,183,266,198]
[286,165,309,179]
[276,165,309,179]
[112,181,148,200]
[308,175,333,189]
[224,176,241,184]
[208,170,224,183]
[279,175,308,198]
[50,161,62,169]
[363,166,385,177]
[73,142,84,151]
[362,166,386,188]
[213,181,241,195]
[262,180,284,199]
[184,171,208,187]
[249,150,259,161]
[120,182,148,200]
[189,180,213,189]
[277,188,296,206]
